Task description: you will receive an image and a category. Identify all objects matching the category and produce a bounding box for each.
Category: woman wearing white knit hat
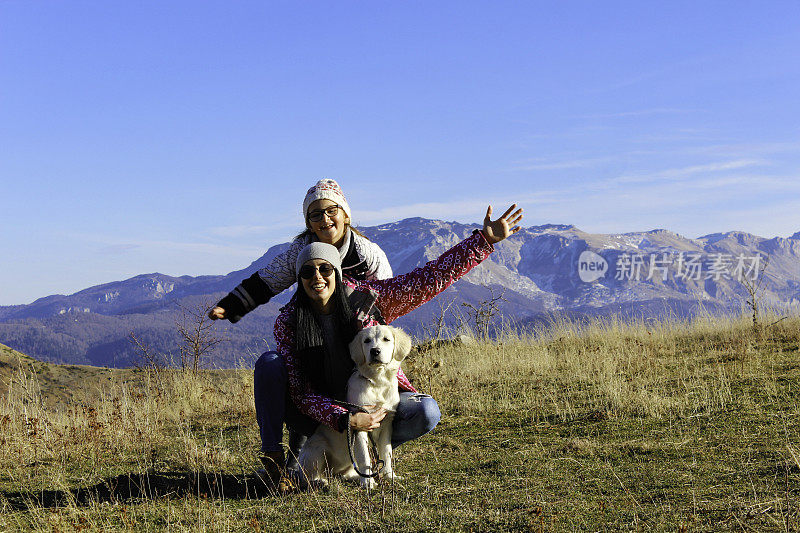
[300,178,354,247]
[210,179,391,324]
[209,178,392,475]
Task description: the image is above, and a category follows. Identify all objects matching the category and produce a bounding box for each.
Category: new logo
[578,251,608,283]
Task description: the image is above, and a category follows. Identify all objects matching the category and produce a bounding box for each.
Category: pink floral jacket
[273,230,495,430]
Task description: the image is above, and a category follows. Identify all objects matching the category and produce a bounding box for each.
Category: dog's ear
[348,329,367,366]
[390,326,413,362]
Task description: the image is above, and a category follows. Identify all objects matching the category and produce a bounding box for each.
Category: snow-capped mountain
[1,218,798,367]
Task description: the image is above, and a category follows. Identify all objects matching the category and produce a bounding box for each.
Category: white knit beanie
[295,242,343,280]
[302,179,352,225]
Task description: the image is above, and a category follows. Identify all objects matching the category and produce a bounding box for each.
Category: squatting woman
[254,204,523,489]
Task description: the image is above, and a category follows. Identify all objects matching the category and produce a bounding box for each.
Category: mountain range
[1,218,798,368]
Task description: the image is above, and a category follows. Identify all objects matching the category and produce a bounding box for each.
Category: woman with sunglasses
[256,203,523,490]
[209,179,392,324]
[210,179,392,480]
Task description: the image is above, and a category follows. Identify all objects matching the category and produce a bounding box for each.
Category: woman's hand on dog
[350,406,387,431]
[481,204,523,244]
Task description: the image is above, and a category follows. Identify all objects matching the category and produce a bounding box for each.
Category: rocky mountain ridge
[1,218,798,367]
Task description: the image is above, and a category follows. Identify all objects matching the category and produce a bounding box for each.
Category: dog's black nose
[370,347,381,357]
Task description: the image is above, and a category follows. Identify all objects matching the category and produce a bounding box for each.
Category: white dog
[297,324,413,488]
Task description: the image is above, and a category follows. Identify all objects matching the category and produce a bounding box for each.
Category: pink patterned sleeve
[274,306,348,430]
[362,230,494,324]
[274,231,492,427]
[397,367,417,393]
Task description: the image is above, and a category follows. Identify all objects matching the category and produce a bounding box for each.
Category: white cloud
[507,156,617,171]
[137,240,263,257]
[352,163,800,237]
[99,244,141,255]
[356,199,494,225]
[696,198,800,238]
[70,231,263,260]
[208,225,273,238]
[676,175,800,191]
[355,194,543,227]
[602,159,767,186]
[689,140,800,158]
[573,108,698,119]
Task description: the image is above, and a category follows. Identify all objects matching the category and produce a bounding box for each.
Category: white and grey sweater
[216,229,392,323]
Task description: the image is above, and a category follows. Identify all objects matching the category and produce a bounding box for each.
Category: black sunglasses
[307,204,340,222]
[298,263,336,280]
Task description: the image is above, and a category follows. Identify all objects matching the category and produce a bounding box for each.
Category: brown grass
[1,312,799,531]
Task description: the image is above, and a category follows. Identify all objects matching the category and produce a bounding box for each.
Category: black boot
[285,430,307,471]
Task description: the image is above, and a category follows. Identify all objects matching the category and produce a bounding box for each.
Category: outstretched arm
[209,270,276,322]
[365,204,523,324]
[209,239,305,323]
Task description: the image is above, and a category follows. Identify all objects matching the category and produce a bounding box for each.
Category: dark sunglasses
[307,204,340,222]
[298,263,336,280]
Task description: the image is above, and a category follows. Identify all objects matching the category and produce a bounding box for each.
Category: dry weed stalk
[414,312,798,422]
[460,285,507,339]
[0,361,255,498]
[176,302,224,374]
[740,254,770,328]
[2,311,799,529]
[420,296,459,342]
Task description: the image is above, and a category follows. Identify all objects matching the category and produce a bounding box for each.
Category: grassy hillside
[0,342,130,405]
[1,314,799,531]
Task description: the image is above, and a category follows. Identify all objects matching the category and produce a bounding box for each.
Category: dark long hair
[293,271,355,351]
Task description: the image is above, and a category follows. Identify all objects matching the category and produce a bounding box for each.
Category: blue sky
[2,1,799,305]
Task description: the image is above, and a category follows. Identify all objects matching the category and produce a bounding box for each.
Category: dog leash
[333,400,386,479]
[346,413,385,479]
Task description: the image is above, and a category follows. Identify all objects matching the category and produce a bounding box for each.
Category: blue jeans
[254,351,441,453]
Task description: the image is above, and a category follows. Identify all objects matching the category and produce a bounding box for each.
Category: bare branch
[460,285,507,339]
[740,254,770,328]
[128,331,166,375]
[175,300,224,374]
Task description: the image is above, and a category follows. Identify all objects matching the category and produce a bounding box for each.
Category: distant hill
[0,342,129,404]
[1,218,799,368]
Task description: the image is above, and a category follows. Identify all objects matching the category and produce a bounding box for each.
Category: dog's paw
[383,472,403,481]
[307,477,329,491]
[360,477,377,490]
[341,470,360,483]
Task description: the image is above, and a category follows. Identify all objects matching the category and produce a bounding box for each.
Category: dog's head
[349,325,412,370]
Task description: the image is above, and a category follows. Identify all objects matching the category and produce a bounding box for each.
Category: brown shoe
[258,451,300,495]
[258,450,285,485]
[276,472,297,494]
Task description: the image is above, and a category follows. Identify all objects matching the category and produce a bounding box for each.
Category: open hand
[350,406,387,431]
[481,204,523,244]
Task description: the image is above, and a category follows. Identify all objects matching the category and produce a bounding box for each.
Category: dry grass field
[1,312,799,531]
